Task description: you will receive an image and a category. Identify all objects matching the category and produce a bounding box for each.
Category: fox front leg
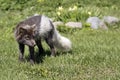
[29,46,35,64]
[18,43,25,61]
[35,39,44,55]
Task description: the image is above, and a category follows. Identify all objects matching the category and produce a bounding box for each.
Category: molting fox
[14,15,72,64]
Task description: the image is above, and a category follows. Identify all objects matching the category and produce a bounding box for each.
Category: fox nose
[33,42,36,47]
[31,40,36,47]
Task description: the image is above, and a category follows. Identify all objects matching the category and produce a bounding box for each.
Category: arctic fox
[14,15,72,64]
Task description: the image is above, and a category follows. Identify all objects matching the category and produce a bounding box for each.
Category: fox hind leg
[45,37,56,56]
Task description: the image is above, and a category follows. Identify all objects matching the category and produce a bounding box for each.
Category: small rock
[103,16,120,25]
[53,21,64,27]
[65,22,82,28]
[86,17,108,30]
[86,17,101,29]
[99,20,108,30]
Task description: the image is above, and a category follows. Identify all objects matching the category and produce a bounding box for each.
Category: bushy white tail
[52,29,72,51]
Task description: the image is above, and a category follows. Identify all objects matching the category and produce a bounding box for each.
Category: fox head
[15,24,36,47]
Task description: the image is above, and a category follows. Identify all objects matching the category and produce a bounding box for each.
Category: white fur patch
[39,15,52,37]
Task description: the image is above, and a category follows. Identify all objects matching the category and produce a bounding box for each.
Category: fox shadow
[25,49,72,64]
[25,50,52,64]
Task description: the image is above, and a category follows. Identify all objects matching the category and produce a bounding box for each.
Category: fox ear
[16,27,26,39]
[31,24,36,31]
[31,24,36,29]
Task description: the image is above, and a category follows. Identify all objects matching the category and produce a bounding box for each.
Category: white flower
[34,13,39,16]
[57,12,61,16]
[38,0,44,2]
[68,6,78,11]
[73,5,77,10]
[58,6,63,11]
[68,7,74,11]
[88,12,91,15]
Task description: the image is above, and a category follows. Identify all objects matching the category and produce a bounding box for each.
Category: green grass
[0,0,120,80]
[1,28,120,80]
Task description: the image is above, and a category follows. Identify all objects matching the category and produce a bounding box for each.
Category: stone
[99,20,108,30]
[53,21,64,27]
[103,16,120,25]
[86,17,108,30]
[86,17,101,29]
[65,22,82,28]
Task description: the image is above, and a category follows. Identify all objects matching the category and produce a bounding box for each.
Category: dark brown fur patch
[15,15,42,41]
[18,15,41,26]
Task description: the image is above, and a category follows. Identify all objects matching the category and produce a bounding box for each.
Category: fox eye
[25,35,30,40]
